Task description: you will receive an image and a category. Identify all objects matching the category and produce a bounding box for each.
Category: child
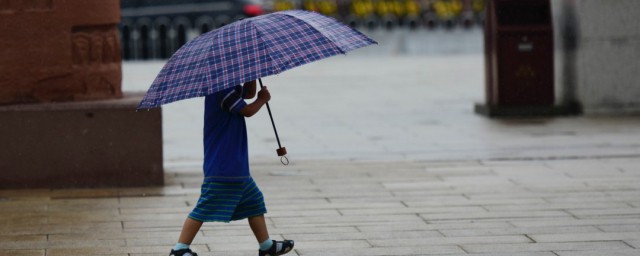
[170,80,294,256]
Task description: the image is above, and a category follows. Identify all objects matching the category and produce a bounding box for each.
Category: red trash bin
[476,0,572,117]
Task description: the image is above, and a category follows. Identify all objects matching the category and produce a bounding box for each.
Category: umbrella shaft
[258,79,282,149]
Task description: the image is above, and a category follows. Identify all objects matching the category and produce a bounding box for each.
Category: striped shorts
[188,178,267,222]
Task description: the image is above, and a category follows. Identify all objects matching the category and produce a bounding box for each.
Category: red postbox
[476,0,560,117]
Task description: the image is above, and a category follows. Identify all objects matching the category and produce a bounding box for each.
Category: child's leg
[248,215,269,242]
[249,215,294,255]
[178,217,203,244]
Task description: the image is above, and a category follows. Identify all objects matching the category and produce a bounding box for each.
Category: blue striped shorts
[188,178,267,222]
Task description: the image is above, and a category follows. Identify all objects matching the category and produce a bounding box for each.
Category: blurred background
[119,0,488,166]
[119,0,485,60]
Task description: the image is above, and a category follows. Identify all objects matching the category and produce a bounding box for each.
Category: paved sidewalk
[1,157,640,255]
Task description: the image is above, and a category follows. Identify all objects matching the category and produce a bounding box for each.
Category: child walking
[170,80,294,256]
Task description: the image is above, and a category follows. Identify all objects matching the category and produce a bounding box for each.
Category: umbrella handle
[258,79,288,164]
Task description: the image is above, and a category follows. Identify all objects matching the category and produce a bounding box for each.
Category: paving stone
[530,232,640,243]
[203,226,359,236]
[46,239,126,248]
[274,202,407,211]
[510,218,640,228]
[440,226,601,237]
[339,206,486,216]
[408,253,556,256]
[0,249,45,256]
[403,197,548,207]
[281,230,442,241]
[45,244,208,256]
[0,235,47,250]
[296,245,465,256]
[567,208,640,218]
[598,224,640,232]
[269,214,424,225]
[623,239,640,248]
[369,235,531,247]
[553,249,640,256]
[462,241,633,253]
[484,202,631,211]
[420,210,570,221]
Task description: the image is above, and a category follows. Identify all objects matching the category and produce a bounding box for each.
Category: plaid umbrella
[138,10,377,109]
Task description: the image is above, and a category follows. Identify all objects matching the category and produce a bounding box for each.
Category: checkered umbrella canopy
[138,10,377,109]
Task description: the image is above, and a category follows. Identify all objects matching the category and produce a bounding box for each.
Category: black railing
[119,0,485,60]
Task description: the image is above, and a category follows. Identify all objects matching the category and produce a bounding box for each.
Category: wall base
[0,93,163,189]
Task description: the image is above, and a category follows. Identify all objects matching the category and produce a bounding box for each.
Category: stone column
[0,0,122,104]
[553,0,640,114]
[0,0,163,188]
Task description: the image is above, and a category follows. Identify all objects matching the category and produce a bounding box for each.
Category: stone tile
[0,201,48,213]
[420,210,570,221]
[462,241,633,253]
[510,218,640,228]
[598,224,640,232]
[403,197,548,207]
[484,202,631,211]
[269,214,424,225]
[406,253,556,256]
[369,235,531,247]
[623,239,640,248]
[119,207,191,215]
[339,206,486,216]
[554,249,640,256]
[440,226,601,237]
[123,220,185,229]
[0,222,123,236]
[212,239,370,251]
[282,230,442,241]
[203,226,359,236]
[49,232,175,241]
[275,202,407,211]
[296,245,465,256]
[567,208,640,218]
[0,235,47,250]
[46,239,126,248]
[261,209,342,218]
[0,249,45,256]
[166,250,264,256]
[530,232,640,243]
[46,245,209,256]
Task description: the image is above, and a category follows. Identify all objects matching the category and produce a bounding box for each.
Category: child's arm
[238,86,270,117]
[243,80,257,99]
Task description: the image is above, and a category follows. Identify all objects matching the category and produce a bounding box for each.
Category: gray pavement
[1,28,640,255]
[124,28,640,166]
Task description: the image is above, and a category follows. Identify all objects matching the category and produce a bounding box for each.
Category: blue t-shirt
[203,85,250,182]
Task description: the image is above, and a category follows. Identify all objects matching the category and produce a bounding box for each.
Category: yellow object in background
[351,0,375,17]
[472,0,484,13]
[433,0,463,19]
[274,0,295,11]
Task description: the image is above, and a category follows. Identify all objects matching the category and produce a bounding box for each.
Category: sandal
[170,248,198,256]
[258,240,295,256]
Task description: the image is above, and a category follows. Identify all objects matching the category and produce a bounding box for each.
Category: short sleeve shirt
[203,85,250,182]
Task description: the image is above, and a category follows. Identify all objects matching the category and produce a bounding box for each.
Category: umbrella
[138,10,377,161]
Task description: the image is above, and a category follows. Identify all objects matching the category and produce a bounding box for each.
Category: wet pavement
[123,28,639,166]
[1,28,640,255]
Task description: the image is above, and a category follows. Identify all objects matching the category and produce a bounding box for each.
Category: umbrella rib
[249,21,284,76]
[278,12,347,55]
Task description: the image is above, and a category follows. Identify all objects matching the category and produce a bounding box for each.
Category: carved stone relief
[0,0,122,105]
